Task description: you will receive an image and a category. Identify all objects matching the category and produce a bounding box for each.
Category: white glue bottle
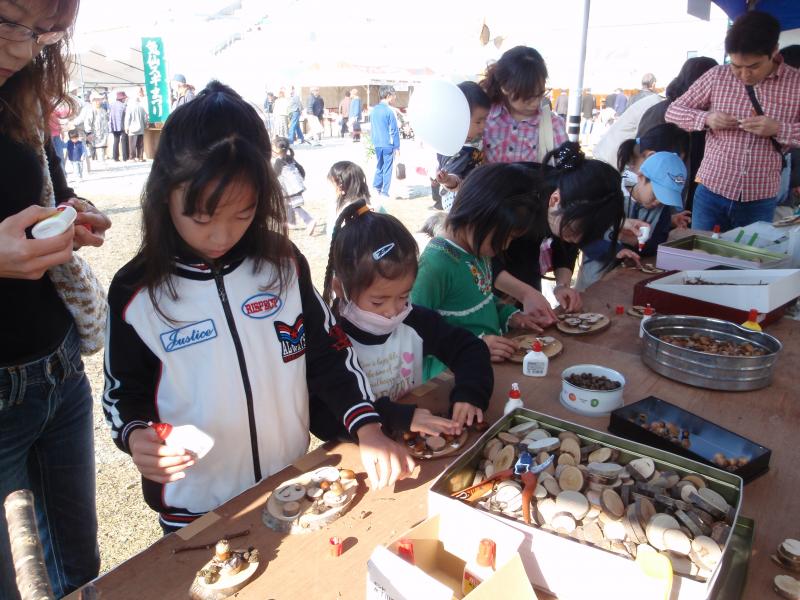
[462,538,496,595]
[152,422,215,459]
[711,224,721,239]
[637,224,652,252]
[523,341,549,377]
[639,304,655,339]
[504,383,523,415]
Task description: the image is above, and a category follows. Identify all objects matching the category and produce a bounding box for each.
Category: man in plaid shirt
[666,11,800,231]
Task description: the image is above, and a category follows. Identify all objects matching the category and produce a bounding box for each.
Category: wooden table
[70,268,799,600]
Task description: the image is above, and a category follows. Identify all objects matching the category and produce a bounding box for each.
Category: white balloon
[409,80,471,156]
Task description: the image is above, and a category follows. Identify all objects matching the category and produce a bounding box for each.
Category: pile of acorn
[565,372,622,391]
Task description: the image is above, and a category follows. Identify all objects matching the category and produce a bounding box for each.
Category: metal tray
[659,235,788,269]
[430,408,748,600]
[641,315,782,391]
[609,396,771,483]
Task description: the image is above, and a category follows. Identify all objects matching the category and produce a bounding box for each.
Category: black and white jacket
[310,304,493,440]
[103,247,379,528]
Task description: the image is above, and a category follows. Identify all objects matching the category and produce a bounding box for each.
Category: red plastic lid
[476,538,496,568]
[748,308,758,321]
[615,305,625,315]
[397,539,415,565]
[532,341,543,352]
[713,224,721,233]
[643,304,655,316]
[509,383,521,399]
[152,422,172,440]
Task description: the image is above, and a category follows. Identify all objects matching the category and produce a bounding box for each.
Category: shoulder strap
[744,84,787,169]
[538,103,555,163]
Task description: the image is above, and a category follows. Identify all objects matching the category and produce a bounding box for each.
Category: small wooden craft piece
[557,312,611,336]
[627,305,657,319]
[509,334,564,363]
[774,575,800,600]
[263,466,358,534]
[558,465,584,492]
[508,420,539,435]
[528,437,561,453]
[493,445,517,472]
[559,437,582,463]
[189,540,259,600]
[601,489,625,519]
[403,429,469,460]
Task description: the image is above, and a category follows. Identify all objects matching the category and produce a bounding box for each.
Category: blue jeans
[373,146,394,196]
[0,325,99,599]
[692,184,777,232]
[287,110,305,143]
[51,135,66,176]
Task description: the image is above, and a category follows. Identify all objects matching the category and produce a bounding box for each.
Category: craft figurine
[188,539,260,600]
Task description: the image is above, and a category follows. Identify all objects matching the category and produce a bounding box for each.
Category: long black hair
[322,200,418,305]
[664,56,718,102]
[617,123,690,172]
[328,161,371,211]
[481,46,548,105]
[542,142,624,263]
[137,80,291,311]
[446,162,547,256]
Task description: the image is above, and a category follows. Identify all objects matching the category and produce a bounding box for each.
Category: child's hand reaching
[509,311,544,333]
[616,248,641,266]
[128,427,196,484]
[411,408,459,436]
[482,334,518,362]
[452,402,484,430]
[436,169,460,190]
[671,210,692,229]
[355,422,416,490]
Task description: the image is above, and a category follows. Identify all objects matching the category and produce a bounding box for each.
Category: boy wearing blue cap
[577,152,687,289]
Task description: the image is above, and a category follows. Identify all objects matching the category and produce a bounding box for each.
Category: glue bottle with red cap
[523,341,548,377]
[151,422,214,459]
[711,224,721,239]
[462,538,496,594]
[741,309,762,332]
[639,304,655,339]
[503,383,523,415]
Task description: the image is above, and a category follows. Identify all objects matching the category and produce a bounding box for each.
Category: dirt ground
[71,135,440,573]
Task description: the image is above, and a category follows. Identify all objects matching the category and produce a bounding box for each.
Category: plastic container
[462,538,496,595]
[522,341,548,377]
[560,364,626,417]
[31,205,77,239]
[503,383,523,415]
[152,423,214,459]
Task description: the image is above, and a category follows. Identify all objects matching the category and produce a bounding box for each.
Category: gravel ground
[71,136,438,573]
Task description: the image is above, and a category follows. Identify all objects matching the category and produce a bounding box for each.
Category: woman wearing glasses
[0,1,111,597]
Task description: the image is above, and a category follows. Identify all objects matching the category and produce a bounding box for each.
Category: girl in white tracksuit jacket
[103,82,413,532]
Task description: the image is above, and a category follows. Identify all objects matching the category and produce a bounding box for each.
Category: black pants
[112,131,129,161]
[340,116,349,136]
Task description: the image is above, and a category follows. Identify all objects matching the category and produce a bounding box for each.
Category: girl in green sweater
[412,163,545,379]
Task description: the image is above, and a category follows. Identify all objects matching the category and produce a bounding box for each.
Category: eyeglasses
[0,19,66,46]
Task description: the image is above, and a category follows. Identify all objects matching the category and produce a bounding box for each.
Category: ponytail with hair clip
[550,142,584,171]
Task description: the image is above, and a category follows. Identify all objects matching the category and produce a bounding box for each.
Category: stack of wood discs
[462,420,736,581]
[774,539,800,573]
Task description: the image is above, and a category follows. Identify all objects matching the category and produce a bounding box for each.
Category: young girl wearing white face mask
[311,200,493,441]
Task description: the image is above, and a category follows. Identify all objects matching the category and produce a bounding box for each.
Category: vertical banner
[141,37,170,123]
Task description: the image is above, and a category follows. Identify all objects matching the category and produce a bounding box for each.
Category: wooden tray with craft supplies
[429,408,751,600]
[641,315,782,392]
[262,466,358,534]
[399,427,471,459]
[509,334,563,363]
[609,396,771,483]
[189,538,260,600]
[556,312,611,335]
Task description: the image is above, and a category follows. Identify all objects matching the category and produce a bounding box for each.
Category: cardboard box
[366,512,536,600]
[645,269,800,314]
[656,235,789,271]
[429,409,747,600]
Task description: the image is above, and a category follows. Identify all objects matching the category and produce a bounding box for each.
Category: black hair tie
[554,143,585,171]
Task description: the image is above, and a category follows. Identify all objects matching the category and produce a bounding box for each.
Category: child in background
[577,152,687,290]
[311,200,493,437]
[327,160,371,237]
[66,130,85,179]
[272,136,317,235]
[481,46,568,164]
[435,81,490,211]
[104,82,413,533]
[412,163,546,379]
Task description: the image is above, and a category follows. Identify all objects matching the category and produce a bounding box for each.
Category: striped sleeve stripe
[344,403,380,432]
[121,420,150,450]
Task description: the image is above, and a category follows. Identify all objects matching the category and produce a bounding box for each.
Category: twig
[172,529,250,554]
[4,490,54,600]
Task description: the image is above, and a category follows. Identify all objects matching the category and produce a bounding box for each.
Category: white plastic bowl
[560,364,626,417]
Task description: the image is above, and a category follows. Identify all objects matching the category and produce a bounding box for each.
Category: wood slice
[509,334,563,363]
[263,467,358,534]
[483,438,503,460]
[552,512,577,533]
[543,477,562,497]
[783,540,800,560]
[645,514,681,551]
[774,575,800,600]
[557,314,611,336]
[494,481,523,513]
[601,489,625,519]
[559,437,582,463]
[711,522,732,546]
[537,498,558,525]
[687,491,726,520]
[588,462,623,479]
[679,483,698,503]
[663,529,692,555]
[406,429,470,460]
[635,497,656,531]
[558,430,581,443]
[528,437,561,453]
[497,432,521,445]
[557,453,576,467]
[508,420,539,435]
[524,428,552,442]
[689,536,722,571]
[587,447,612,463]
[697,487,730,514]
[602,519,627,542]
[681,474,706,489]
[662,551,693,576]
[493,445,516,472]
[189,557,259,600]
[556,491,590,520]
[584,521,605,545]
[558,465,584,492]
[628,457,656,481]
[675,509,704,539]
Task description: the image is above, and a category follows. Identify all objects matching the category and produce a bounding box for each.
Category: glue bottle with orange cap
[741,309,762,332]
[462,538,496,595]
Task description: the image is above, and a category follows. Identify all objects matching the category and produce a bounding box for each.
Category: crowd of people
[1,1,798,598]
